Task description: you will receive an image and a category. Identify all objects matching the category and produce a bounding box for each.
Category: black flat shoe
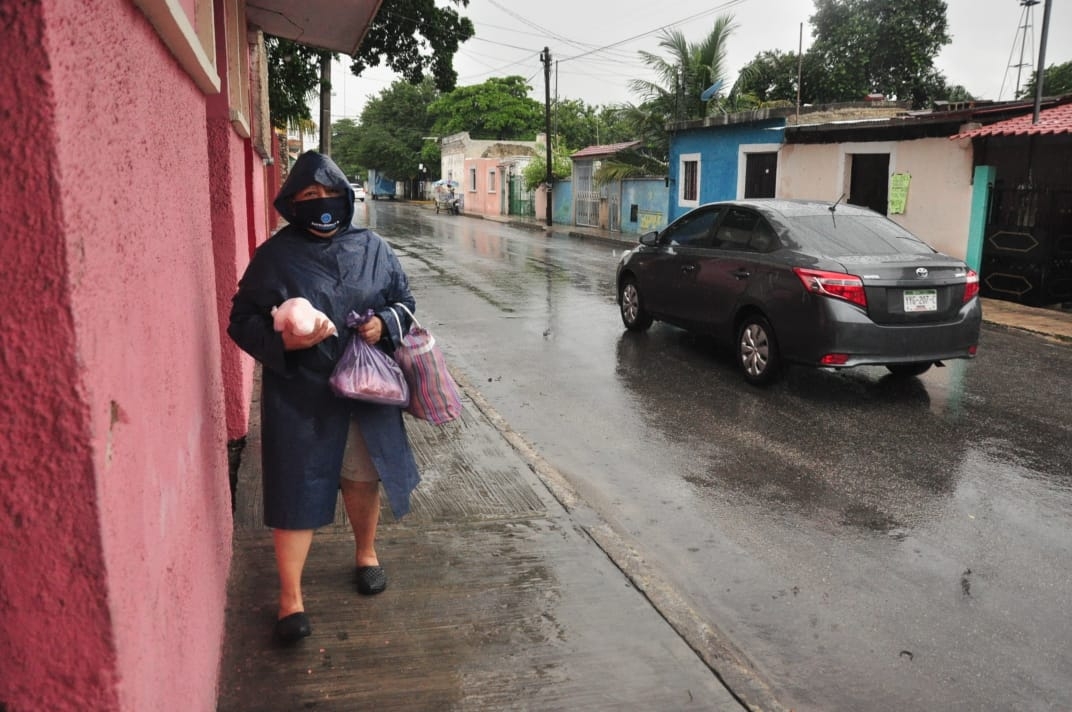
[355,565,387,595]
[275,612,311,643]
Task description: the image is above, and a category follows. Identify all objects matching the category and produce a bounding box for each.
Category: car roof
[703,199,878,219]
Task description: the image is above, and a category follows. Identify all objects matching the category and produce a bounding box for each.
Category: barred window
[683,161,698,201]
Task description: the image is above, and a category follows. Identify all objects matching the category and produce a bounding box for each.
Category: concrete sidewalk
[217,371,759,711]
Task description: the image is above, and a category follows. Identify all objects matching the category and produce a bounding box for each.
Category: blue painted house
[665,107,796,224]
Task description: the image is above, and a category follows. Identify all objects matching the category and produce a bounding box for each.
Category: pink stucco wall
[0,3,120,709]
[1,1,238,710]
[206,20,259,442]
[462,157,504,217]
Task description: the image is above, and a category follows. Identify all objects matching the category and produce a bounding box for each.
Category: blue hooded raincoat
[228,152,420,529]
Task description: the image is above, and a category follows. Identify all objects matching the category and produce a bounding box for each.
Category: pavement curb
[450,365,789,712]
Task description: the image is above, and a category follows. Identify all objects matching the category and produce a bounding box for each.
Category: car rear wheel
[885,362,932,377]
[619,279,653,331]
[737,314,780,385]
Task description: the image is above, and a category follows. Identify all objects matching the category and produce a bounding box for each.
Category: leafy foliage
[944,85,976,103]
[351,79,440,181]
[610,100,675,166]
[629,16,737,124]
[552,99,632,151]
[522,143,573,191]
[807,0,950,107]
[624,15,737,163]
[265,38,324,129]
[349,0,475,92]
[330,119,364,181]
[1019,61,1072,99]
[265,0,473,130]
[429,76,543,140]
[593,149,667,186]
[734,49,812,106]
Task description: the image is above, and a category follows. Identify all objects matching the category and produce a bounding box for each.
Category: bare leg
[273,528,314,619]
[341,479,381,567]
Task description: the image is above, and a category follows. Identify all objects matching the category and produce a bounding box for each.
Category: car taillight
[963,269,979,303]
[794,268,867,309]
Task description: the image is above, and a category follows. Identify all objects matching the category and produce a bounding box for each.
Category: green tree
[734,49,812,106]
[1019,60,1072,99]
[265,38,323,129]
[429,76,543,140]
[350,0,475,91]
[629,15,737,124]
[593,148,666,186]
[353,79,440,181]
[330,119,364,181]
[552,99,633,151]
[552,98,598,150]
[807,0,950,107]
[522,142,572,191]
[944,85,975,103]
[265,0,474,129]
[586,101,669,181]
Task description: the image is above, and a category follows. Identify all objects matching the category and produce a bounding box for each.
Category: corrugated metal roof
[571,141,641,159]
[952,100,1072,139]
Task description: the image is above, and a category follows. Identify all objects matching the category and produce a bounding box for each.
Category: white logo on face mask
[313,212,339,230]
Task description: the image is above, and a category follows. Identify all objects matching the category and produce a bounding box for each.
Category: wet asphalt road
[358,200,1072,712]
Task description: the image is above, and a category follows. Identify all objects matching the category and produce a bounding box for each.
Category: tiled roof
[953,99,1072,138]
[571,141,641,159]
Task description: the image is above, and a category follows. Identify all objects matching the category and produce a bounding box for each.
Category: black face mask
[291,196,349,233]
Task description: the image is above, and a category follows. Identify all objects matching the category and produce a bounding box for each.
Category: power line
[560,0,748,63]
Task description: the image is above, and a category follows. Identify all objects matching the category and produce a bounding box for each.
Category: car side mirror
[639,230,659,246]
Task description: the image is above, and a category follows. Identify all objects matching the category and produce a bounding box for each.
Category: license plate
[903,289,937,312]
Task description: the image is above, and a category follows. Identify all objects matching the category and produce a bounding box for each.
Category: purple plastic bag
[329,309,410,406]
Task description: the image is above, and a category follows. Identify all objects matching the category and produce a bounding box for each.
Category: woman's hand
[358,315,384,345]
[281,317,337,351]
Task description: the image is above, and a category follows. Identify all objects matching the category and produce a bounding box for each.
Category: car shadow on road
[620,327,933,409]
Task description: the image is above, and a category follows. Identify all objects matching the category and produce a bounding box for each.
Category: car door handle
[681,264,697,274]
[731,268,751,280]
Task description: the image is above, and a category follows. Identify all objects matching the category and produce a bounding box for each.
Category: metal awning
[246,0,384,55]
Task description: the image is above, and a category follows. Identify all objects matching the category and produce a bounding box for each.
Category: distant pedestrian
[228,151,421,643]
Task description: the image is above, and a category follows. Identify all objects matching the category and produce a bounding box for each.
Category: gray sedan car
[616,199,982,384]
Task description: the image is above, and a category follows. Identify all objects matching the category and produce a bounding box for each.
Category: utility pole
[1033,0,1053,123]
[796,23,803,123]
[540,47,552,227]
[319,51,331,156]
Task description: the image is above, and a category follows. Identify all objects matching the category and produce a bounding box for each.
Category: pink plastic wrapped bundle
[271,297,336,337]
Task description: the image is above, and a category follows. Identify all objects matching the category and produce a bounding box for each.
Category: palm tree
[599,15,736,182]
[628,15,737,124]
[592,101,668,186]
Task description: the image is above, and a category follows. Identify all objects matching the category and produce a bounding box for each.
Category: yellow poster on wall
[888,173,910,214]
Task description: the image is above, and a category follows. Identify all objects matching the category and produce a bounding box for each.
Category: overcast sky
[326,0,1071,124]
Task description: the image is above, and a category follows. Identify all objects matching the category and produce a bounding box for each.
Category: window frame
[132,0,219,93]
[678,153,701,208]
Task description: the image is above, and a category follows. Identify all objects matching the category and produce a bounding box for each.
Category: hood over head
[274,151,355,229]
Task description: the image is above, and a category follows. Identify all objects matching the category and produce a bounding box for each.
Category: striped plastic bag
[387,304,463,424]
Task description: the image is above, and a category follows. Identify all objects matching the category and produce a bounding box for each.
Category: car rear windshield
[788,214,936,256]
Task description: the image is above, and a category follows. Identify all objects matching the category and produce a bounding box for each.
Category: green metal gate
[509,175,535,217]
